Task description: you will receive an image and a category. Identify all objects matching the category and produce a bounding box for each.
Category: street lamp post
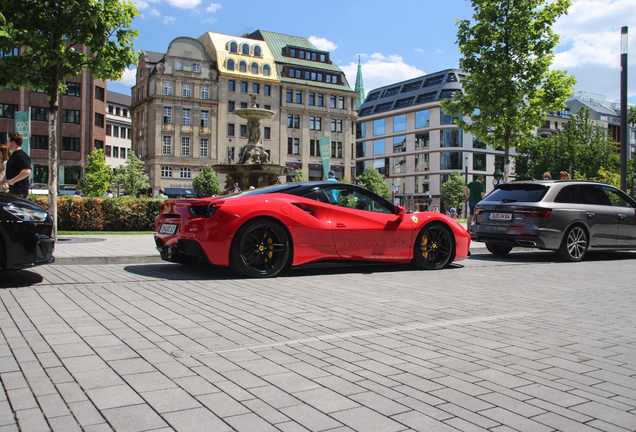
[464,156,468,218]
[620,26,628,192]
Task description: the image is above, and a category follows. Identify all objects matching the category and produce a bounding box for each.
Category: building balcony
[200,126,210,135]
[162,123,174,132]
[181,125,193,134]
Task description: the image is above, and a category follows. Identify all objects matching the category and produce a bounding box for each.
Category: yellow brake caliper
[421,234,429,259]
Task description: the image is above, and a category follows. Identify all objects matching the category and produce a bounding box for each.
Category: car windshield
[211,184,301,200]
[482,183,550,203]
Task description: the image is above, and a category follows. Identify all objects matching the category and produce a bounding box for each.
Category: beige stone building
[131,30,358,197]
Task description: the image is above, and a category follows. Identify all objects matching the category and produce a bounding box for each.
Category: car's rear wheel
[412,223,454,270]
[557,225,587,262]
[230,219,290,278]
[486,242,513,256]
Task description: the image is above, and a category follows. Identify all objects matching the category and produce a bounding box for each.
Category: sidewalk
[53,233,487,265]
[54,234,163,265]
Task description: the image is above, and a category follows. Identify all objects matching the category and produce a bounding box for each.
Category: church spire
[355,56,365,111]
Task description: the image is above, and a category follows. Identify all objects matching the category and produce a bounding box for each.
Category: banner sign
[318,137,330,179]
[15,111,31,156]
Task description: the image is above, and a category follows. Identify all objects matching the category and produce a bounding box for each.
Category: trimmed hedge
[29,196,162,231]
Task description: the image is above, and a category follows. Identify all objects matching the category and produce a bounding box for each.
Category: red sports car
[154,182,470,277]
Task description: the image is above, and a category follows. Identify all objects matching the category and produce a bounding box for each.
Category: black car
[0,192,55,270]
[471,180,636,261]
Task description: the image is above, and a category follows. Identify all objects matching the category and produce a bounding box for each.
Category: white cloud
[166,0,201,9]
[131,0,150,10]
[552,0,636,101]
[206,2,222,12]
[114,68,137,86]
[414,48,424,53]
[150,8,161,18]
[341,53,425,96]
[308,36,338,52]
[163,15,175,25]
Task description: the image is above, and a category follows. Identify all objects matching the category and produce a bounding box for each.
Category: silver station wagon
[470,180,636,261]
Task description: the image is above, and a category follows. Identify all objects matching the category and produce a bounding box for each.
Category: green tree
[441,0,576,182]
[440,170,466,211]
[79,149,112,197]
[292,168,307,183]
[630,106,636,124]
[357,166,391,201]
[112,151,149,197]
[192,165,221,198]
[0,0,138,237]
[513,109,619,180]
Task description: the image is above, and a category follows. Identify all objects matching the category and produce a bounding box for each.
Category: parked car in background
[0,192,55,270]
[470,180,636,261]
[155,181,471,277]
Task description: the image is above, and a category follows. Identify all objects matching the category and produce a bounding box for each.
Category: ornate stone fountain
[213,94,291,191]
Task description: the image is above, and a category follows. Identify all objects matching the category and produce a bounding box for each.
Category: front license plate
[489,212,512,221]
[159,223,177,235]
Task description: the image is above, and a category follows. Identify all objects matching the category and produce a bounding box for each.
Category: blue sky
[108,0,636,105]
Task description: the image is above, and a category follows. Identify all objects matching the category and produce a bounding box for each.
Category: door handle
[618,214,626,220]
[335,223,346,228]
[586,212,595,218]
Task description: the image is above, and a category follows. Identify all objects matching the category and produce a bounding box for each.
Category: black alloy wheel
[412,223,454,270]
[230,219,290,277]
[557,225,587,262]
[486,242,513,256]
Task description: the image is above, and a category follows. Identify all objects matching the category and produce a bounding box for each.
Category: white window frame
[200,139,209,157]
[182,137,190,156]
[164,81,172,96]
[180,167,191,179]
[175,60,183,70]
[183,83,191,98]
[201,85,209,99]
[192,63,200,73]
[161,166,172,178]
[162,136,172,155]
[182,109,191,126]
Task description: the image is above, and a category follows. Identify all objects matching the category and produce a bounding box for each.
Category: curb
[53,255,164,266]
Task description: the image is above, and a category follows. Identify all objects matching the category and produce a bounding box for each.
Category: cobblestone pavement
[1,239,635,431]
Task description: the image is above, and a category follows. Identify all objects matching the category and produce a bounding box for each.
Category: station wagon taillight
[514,208,552,218]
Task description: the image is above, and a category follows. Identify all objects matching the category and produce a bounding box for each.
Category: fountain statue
[213,94,292,191]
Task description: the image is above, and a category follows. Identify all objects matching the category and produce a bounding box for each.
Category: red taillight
[514,208,552,218]
[475,207,485,215]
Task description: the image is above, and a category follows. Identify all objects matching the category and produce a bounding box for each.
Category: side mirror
[395,205,406,216]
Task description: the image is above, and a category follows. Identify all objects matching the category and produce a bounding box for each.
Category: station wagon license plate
[159,223,177,235]
[489,212,513,221]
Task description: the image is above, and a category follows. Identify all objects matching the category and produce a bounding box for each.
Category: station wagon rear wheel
[557,225,587,262]
[230,219,290,278]
[412,223,454,270]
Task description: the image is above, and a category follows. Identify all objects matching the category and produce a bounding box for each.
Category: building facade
[566,91,636,156]
[130,30,359,197]
[0,45,106,190]
[105,91,132,169]
[355,69,508,212]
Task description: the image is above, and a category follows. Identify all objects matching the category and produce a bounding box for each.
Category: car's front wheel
[412,223,454,270]
[486,243,513,256]
[557,224,587,262]
[230,219,290,277]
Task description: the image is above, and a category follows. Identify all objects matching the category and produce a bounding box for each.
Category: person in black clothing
[5,133,31,198]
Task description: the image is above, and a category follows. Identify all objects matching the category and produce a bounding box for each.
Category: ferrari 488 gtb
[154,182,470,277]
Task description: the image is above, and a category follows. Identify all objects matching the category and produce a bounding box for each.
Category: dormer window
[242,44,249,55]
[239,61,247,72]
[227,59,235,71]
[263,64,270,76]
[254,46,261,57]
[251,62,258,74]
[229,42,237,53]
[175,60,182,70]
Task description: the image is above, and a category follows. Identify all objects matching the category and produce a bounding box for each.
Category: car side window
[326,187,393,214]
[601,186,635,208]
[554,185,579,203]
[301,189,331,204]
[578,185,611,206]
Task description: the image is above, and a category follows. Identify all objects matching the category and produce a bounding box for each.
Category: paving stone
[85,384,145,410]
[15,408,49,432]
[162,407,232,432]
[102,404,170,432]
[330,406,405,432]
[223,413,279,432]
[570,401,636,430]
[293,387,359,413]
[479,407,554,432]
[141,387,202,413]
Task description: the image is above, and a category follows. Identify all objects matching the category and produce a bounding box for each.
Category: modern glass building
[355,69,508,212]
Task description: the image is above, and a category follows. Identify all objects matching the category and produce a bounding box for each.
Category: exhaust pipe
[517,240,537,247]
